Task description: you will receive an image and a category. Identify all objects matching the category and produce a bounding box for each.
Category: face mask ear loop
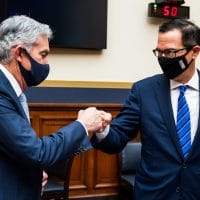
[185,47,195,68]
[188,58,194,67]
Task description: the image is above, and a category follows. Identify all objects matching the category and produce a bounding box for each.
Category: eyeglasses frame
[152,47,193,58]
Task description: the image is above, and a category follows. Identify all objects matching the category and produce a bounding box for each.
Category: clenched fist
[78,107,112,132]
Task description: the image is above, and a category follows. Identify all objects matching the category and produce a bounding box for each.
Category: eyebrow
[156,48,177,51]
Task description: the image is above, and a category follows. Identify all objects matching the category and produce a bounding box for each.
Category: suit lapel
[154,76,183,158]
[188,70,200,157]
[0,70,27,119]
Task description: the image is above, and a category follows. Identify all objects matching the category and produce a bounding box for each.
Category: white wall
[47,0,200,83]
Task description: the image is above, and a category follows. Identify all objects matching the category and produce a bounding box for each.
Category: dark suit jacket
[91,73,200,200]
[0,70,91,200]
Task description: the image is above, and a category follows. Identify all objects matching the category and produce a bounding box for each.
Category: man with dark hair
[91,19,200,199]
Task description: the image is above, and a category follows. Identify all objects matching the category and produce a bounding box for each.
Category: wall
[46,0,200,84]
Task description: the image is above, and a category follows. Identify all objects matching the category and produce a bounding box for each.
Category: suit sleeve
[91,83,140,153]
[0,96,91,167]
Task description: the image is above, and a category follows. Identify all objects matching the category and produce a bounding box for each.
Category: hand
[98,111,112,132]
[78,107,112,132]
[41,171,48,195]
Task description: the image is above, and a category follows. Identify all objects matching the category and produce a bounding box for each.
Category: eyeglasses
[152,48,187,58]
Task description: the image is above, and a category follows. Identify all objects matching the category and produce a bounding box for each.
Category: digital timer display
[148,3,190,19]
[155,0,185,5]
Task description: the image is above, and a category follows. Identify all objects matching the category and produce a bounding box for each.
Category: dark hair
[159,19,200,48]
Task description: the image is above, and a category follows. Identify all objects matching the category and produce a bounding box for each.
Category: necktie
[176,85,191,159]
[19,92,30,122]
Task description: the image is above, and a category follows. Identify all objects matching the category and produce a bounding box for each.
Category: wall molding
[39,80,132,89]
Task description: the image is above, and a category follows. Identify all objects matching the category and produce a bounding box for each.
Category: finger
[104,113,112,121]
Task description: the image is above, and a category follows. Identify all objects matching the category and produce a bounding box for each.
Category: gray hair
[0,15,53,63]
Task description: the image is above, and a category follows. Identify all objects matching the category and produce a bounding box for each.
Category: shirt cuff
[76,119,89,136]
[95,125,110,142]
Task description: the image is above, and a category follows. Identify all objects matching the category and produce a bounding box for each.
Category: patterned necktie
[19,92,30,122]
[176,85,191,159]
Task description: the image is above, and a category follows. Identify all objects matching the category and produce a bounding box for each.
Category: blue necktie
[176,85,191,159]
[19,93,30,123]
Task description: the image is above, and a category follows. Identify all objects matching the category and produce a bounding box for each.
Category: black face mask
[158,51,193,79]
[18,50,50,86]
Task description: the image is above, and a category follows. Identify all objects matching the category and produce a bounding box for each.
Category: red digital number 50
[163,6,178,17]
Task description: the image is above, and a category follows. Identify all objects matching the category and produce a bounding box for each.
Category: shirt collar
[0,64,22,97]
[170,70,199,91]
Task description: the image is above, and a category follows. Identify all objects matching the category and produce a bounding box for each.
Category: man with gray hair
[0,15,111,199]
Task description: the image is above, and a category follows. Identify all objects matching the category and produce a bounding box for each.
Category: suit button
[176,187,180,192]
[82,145,87,150]
[183,163,187,169]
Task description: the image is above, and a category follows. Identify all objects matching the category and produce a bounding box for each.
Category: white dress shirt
[0,64,22,97]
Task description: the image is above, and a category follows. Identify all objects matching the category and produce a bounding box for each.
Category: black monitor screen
[1,0,108,49]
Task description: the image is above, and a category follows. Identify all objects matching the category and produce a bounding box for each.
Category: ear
[191,45,200,59]
[14,46,24,62]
